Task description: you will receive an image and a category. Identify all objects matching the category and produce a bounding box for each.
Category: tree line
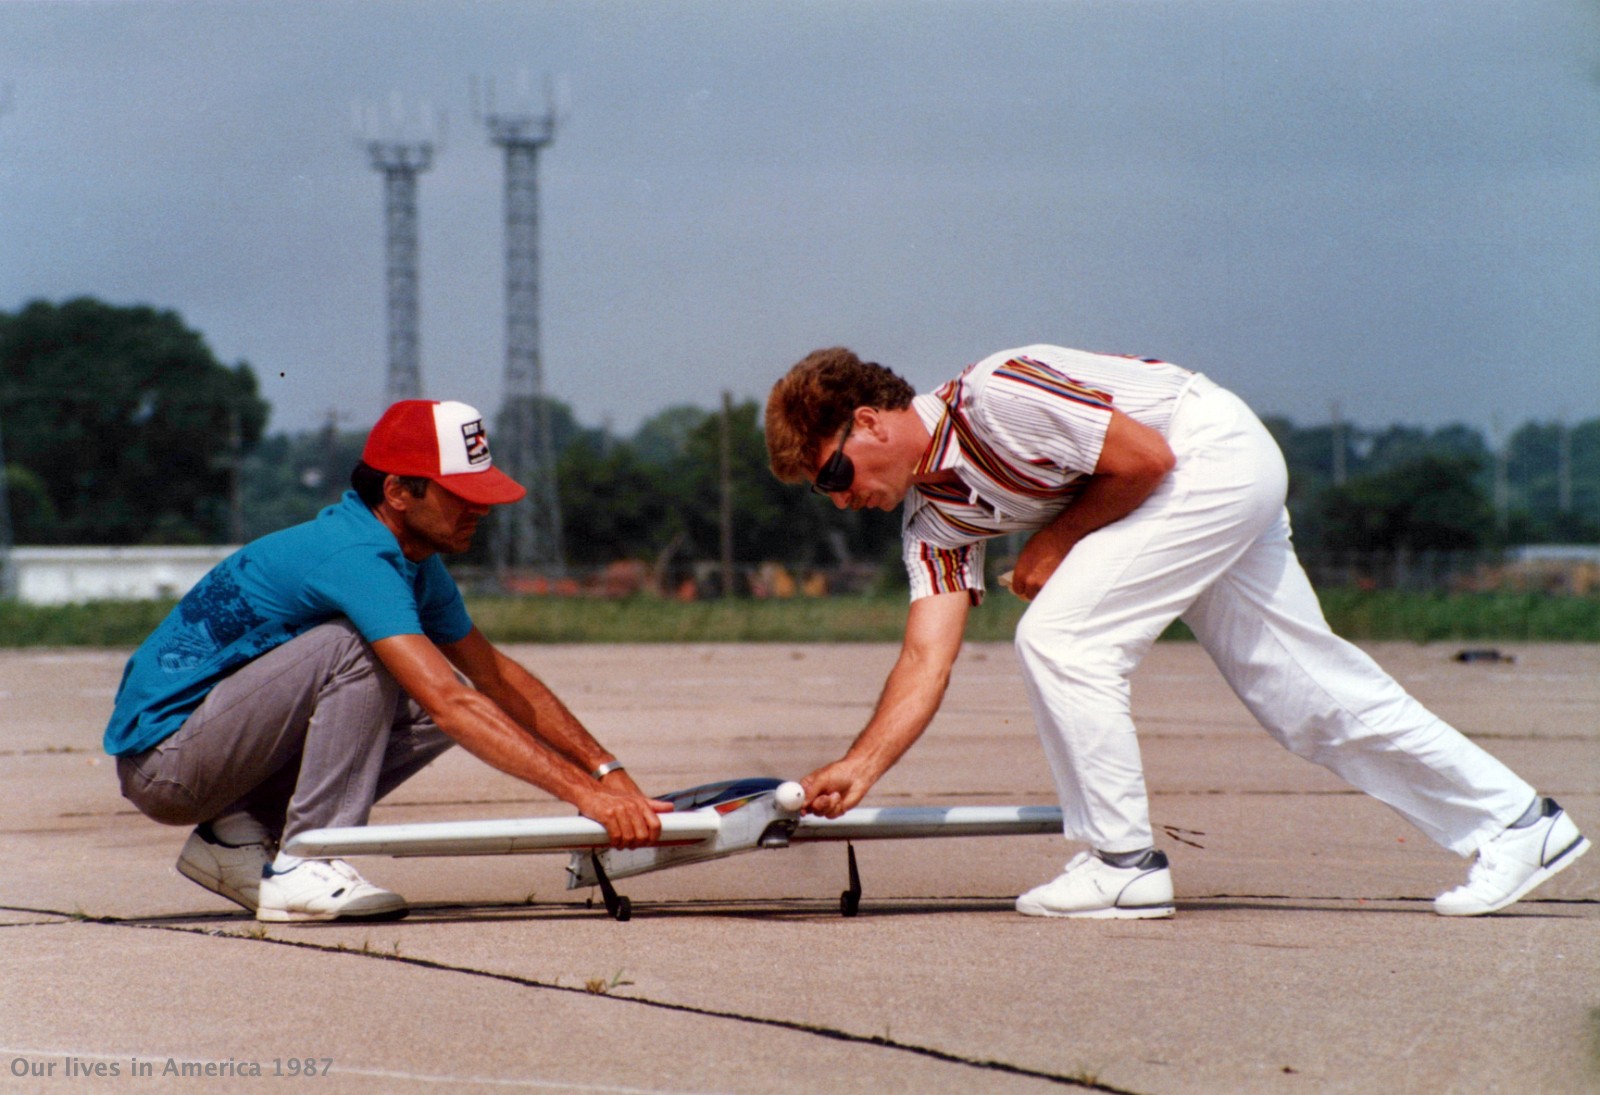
[2,299,1596,577]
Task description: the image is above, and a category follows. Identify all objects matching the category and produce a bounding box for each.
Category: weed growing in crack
[584,970,634,995]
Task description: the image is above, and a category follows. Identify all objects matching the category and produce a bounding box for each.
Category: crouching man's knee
[117,754,206,826]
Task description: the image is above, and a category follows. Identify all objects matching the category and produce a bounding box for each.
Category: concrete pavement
[1,641,1595,1094]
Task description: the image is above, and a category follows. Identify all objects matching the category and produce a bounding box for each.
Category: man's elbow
[1127,431,1177,485]
[1103,449,1174,498]
[1148,444,1177,482]
[898,637,961,696]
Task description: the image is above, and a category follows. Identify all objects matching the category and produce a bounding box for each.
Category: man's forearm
[428,686,605,803]
[844,647,953,778]
[381,630,663,846]
[799,590,968,817]
[478,657,615,774]
[843,589,970,777]
[1035,469,1159,553]
[1011,409,1176,600]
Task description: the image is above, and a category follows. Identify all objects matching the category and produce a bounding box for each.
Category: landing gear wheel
[840,842,862,917]
[590,852,633,921]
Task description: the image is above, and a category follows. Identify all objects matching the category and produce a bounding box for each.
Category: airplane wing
[791,805,1065,842]
[284,810,723,859]
[281,777,787,860]
[283,777,1065,920]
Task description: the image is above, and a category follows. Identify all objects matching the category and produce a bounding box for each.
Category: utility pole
[719,391,735,598]
[1330,401,1347,487]
[228,408,244,543]
[356,94,439,406]
[0,81,16,599]
[0,409,14,600]
[477,74,564,578]
[1491,417,1510,537]
[1557,421,1572,516]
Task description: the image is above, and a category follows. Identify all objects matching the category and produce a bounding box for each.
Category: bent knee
[118,757,205,826]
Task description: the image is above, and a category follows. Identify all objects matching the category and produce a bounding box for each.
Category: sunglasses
[810,418,856,496]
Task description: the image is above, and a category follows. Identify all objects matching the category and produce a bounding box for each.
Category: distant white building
[1505,544,1600,565]
[8,546,236,605]
[1497,543,1600,596]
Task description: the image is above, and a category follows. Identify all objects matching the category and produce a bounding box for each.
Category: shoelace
[1059,851,1095,874]
[327,860,364,883]
[1467,845,1504,884]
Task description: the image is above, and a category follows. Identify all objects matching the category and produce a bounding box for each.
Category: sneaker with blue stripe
[256,858,408,923]
[1434,798,1589,916]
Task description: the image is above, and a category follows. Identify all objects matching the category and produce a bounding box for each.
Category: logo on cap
[462,419,490,466]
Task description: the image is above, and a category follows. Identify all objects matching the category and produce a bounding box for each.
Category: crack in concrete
[4,909,1145,1094]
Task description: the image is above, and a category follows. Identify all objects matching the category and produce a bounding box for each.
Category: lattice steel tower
[477,77,564,575]
[359,98,438,405]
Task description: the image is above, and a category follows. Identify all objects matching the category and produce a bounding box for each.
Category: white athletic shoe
[1434,798,1590,916]
[1016,850,1176,919]
[256,858,408,923]
[176,824,274,912]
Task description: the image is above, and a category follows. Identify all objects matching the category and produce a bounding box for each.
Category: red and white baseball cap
[362,400,527,506]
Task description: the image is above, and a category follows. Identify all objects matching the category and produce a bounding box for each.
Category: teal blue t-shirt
[103,492,473,757]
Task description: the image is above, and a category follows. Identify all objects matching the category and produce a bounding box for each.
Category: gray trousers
[117,620,455,842]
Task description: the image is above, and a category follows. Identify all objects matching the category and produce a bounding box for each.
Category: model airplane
[284,777,1065,920]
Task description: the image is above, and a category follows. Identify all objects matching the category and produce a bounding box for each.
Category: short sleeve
[903,538,987,605]
[300,549,429,643]
[979,357,1115,476]
[414,556,473,645]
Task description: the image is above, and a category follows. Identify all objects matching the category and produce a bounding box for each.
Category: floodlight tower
[357,96,439,405]
[476,75,564,577]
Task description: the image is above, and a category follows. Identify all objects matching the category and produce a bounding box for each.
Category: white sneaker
[256,858,408,923]
[1435,798,1590,916]
[1016,850,1176,919]
[176,824,274,912]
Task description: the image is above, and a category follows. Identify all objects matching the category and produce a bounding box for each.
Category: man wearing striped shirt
[765,344,1587,919]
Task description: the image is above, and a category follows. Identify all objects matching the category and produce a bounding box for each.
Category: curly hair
[764,347,916,482]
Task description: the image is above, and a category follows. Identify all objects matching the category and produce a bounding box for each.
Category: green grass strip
[0,591,1595,647]
[465,591,1600,645]
[0,599,178,647]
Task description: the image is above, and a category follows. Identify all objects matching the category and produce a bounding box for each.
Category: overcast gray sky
[1,0,1596,439]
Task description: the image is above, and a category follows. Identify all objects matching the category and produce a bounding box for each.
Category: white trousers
[1014,378,1533,856]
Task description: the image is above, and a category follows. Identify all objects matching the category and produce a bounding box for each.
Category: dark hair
[350,462,431,508]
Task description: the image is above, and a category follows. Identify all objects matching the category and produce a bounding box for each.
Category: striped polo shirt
[902,345,1199,602]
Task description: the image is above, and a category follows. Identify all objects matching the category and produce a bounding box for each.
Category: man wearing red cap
[105,400,668,923]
